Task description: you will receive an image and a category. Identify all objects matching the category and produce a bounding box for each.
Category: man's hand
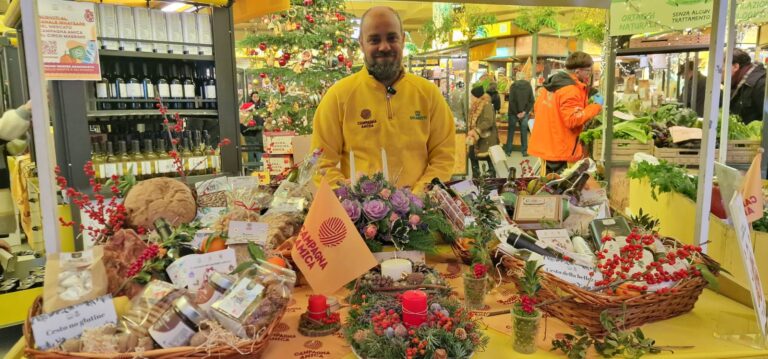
[517,112,525,119]
[591,94,605,106]
[0,240,11,252]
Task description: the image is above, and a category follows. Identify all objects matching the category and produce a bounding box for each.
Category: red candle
[401,290,427,327]
[308,295,328,320]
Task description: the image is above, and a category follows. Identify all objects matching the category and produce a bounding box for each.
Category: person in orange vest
[528,51,603,174]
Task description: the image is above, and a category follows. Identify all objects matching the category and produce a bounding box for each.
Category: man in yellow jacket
[311,6,455,192]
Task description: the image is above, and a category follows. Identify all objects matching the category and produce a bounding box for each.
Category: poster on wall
[38,0,100,80]
[610,0,768,36]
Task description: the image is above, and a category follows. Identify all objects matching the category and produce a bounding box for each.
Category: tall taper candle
[349,150,356,185]
[381,148,389,181]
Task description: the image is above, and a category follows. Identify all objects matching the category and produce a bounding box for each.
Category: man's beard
[365,53,402,83]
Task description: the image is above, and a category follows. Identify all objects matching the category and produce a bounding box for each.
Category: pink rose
[390,212,400,223]
[379,188,392,200]
[364,224,378,239]
[409,214,421,226]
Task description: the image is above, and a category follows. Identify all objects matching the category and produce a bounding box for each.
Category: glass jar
[512,309,541,354]
[463,273,487,310]
[149,296,207,348]
[196,272,235,313]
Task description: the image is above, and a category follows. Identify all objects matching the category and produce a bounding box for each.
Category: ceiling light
[161,2,186,12]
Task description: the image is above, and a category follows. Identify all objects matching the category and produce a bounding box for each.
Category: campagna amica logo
[318,217,346,247]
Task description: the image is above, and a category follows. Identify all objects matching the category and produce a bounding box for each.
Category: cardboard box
[181,12,199,55]
[165,12,184,54]
[133,7,153,53]
[262,154,293,176]
[263,131,296,155]
[150,10,169,53]
[96,4,119,50]
[115,6,136,51]
[196,13,213,55]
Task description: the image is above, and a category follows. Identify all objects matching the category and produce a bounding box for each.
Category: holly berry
[337,38,344,44]
[259,73,267,78]
[259,42,267,51]
[337,54,345,62]
[278,58,287,67]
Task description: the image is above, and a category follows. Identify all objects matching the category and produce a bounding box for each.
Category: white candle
[349,150,356,185]
[380,258,412,281]
[381,147,389,181]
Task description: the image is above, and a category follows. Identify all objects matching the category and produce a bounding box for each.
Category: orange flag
[291,180,378,294]
[740,149,764,223]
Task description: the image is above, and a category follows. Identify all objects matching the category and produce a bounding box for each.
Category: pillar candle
[381,147,389,181]
[349,150,356,185]
[401,290,427,327]
[380,258,412,281]
[308,294,328,320]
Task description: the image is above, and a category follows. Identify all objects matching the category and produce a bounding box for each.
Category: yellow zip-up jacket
[311,67,455,192]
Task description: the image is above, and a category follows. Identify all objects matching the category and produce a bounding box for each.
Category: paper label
[373,251,426,265]
[156,159,175,173]
[96,83,108,98]
[117,83,128,98]
[195,208,228,228]
[535,229,574,253]
[190,156,207,171]
[158,84,171,98]
[205,85,217,99]
[141,161,152,176]
[165,248,237,291]
[227,221,269,245]
[102,163,117,178]
[145,83,155,98]
[31,295,117,350]
[127,83,142,98]
[542,257,601,289]
[184,84,195,98]
[192,229,216,249]
[669,126,703,143]
[263,134,295,155]
[213,279,264,319]
[449,180,479,198]
[97,164,106,179]
[60,250,94,267]
[170,84,184,98]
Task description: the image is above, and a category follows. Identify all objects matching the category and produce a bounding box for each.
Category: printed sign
[729,192,768,340]
[165,249,237,291]
[31,295,117,350]
[535,229,574,253]
[264,131,297,155]
[227,221,269,245]
[39,0,101,80]
[542,257,601,289]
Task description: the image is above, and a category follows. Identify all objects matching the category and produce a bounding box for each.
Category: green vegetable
[627,160,698,201]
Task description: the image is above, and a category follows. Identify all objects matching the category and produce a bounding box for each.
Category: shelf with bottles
[92,57,218,115]
[89,129,222,184]
[99,49,214,62]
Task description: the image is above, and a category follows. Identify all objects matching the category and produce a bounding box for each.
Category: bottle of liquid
[192,130,207,175]
[181,135,193,173]
[156,139,173,177]
[116,140,133,177]
[203,130,219,174]
[143,139,157,179]
[182,65,196,109]
[126,62,142,110]
[103,141,119,181]
[95,65,112,111]
[91,142,105,182]
[156,63,171,108]
[130,140,145,179]
[112,62,128,110]
[141,62,156,110]
[204,66,217,110]
[169,64,184,109]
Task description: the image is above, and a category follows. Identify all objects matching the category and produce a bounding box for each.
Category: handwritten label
[535,229,574,253]
[31,295,117,350]
[373,251,426,265]
[227,221,269,246]
[542,257,601,289]
[165,249,237,291]
[729,192,768,339]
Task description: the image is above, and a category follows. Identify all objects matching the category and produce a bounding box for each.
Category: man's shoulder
[403,73,441,94]
[326,71,364,94]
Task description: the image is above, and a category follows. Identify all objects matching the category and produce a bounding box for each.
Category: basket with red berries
[344,292,488,359]
[501,230,722,335]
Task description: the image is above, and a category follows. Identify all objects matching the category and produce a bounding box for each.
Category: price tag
[31,295,117,350]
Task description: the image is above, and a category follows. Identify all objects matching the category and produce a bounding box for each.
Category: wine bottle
[203,130,219,174]
[156,63,171,107]
[169,64,184,109]
[501,167,518,194]
[562,173,591,204]
[126,62,142,110]
[539,161,591,195]
[113,62,128,110]
[141,62,156,110]
[156,139,173,176]
[143,139,157,179]
[117,140,133,177]
[103,141,119,180]
[192,130,207,176]
[91,142,105,182]
[205,66,217,110]
[182,65,196,109]
[181,135,193,173]
[130,140,145,179]
[506,230,560,258]
[95,65,111,111]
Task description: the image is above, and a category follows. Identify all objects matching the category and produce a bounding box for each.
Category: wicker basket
[500,238,718,335]
[24,296,286,359]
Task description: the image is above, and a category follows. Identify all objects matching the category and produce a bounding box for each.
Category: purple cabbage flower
[390,190,411,213]
[363,199,389,221]
[335,186,350,200]
[407,192,424,209]
[342,199,362,222]
[360,180,381,196]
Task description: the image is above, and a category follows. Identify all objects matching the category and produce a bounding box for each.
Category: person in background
[449,81,467,129]
[486,82,501,114]
[729,48,766,124]
[467,86,498,177]
[240,91,265,167]
[528,51,603,174]
[0,101,31,238]
[506,72,534,157]
[311,6,455,191]
[678,61,707,117]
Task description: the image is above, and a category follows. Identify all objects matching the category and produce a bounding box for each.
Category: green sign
[610,0,768,36]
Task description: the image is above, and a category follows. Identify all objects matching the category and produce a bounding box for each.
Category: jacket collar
[744,62,766,87]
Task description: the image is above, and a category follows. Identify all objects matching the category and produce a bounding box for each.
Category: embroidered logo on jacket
[409,111,426,121]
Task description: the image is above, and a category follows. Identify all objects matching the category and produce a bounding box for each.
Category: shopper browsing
[528,51,603,174]
[729,48,766,124]
[678,61,707,117]
[467,86,498,177]
[311,6,455,191]
[506,72,534,156]
[486,82,501,114]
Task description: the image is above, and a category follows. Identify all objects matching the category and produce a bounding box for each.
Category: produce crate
[592,139,653,163]
[726,140,761,164]
[653,146,716,167]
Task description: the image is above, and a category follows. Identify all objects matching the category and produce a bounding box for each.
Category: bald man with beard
[311,6,455,192]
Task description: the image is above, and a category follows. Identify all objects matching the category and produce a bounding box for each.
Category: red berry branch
[56,161,127,243]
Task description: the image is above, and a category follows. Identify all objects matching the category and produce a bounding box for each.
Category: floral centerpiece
[344,293,488,359]
[336,173,455,252]
[512,260,543,354]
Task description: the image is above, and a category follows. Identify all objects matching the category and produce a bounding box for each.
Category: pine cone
[434,348,448,359]
[394,324,408,338]
[454,327,468,340]
[353,329,369,343]
[371,274,394,288]
[405,272,425,285]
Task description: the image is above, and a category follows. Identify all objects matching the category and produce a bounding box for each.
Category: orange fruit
[266,256,287,268]
[201,235,227,253]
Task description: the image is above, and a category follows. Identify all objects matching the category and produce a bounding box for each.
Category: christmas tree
[238,0,358,135]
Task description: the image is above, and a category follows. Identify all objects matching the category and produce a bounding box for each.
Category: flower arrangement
[336,173,454,252]
[344,293,488,359]
[348,263,450,305]
[462,263,488,310]
[511,260,543,354]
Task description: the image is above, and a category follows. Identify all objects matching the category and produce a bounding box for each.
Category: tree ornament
[247,119,256,127]
[259,73,267,78]
[249,49,257,56]
[337,54,345,63]
[259,42,267,51]
[337,38,343,44]
[295,23,301,30]
[303,0,313,5]
[279,58,287,67]
[279,84,286,93]
[283,52,291,61]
